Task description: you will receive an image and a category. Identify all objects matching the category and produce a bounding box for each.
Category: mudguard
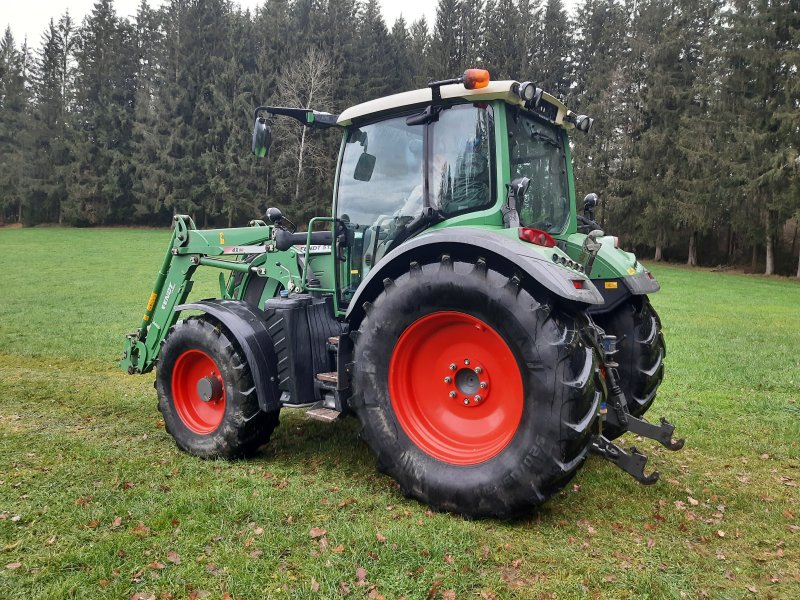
[175,300,281,413]
[345,227,604,323]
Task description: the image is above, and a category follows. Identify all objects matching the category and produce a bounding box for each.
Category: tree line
[0,0,798,275]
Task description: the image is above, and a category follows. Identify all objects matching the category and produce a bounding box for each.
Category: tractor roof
[337,80,571,128]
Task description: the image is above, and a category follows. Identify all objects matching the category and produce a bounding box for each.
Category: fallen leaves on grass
[75,495,93,506]
[376,532,386,544]
[356,567,367,585]
[5,562,22,570]
[309,527,327,538]
[132,522,150,536]
[310,578,320,592]
[166,551,181,565]
[339,581,351,596]
[332,544,345,553]
[111,516,123,529]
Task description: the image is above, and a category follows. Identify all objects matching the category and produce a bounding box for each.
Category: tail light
[518,227,556,247]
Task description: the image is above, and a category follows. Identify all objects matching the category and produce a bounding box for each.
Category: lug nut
[444,376,452,384]
[449,391,457,398]
[479,381,487,389]
[463,398,470,405]
[449,363,456,371]
[474,366,482,374]
[474,395,482,402]
[464,359,471,365]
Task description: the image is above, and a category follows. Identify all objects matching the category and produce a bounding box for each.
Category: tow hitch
[591,333,685,483]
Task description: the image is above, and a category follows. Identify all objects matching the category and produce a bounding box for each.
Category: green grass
[1,227,798,599]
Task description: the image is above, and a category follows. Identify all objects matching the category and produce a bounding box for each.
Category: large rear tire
[594,296,665,440]
[352,255,599,518]
[156,316,279,458]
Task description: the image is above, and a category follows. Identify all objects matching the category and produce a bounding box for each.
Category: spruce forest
[0,0,798,275]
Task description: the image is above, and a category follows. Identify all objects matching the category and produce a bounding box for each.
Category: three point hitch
[591,334,685,484]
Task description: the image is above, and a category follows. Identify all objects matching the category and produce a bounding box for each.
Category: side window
[429,104,494,216]
[508,111,569,233]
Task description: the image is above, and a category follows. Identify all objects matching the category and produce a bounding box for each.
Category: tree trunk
[654,230,663,262]
[797,246,800,278]
[751,244,758,272]
[294,125,307,201]
[765,212,774,275]
[687,231,698,266]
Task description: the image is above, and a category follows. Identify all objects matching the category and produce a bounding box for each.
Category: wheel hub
[197,373,223,403]
[444,361,489,407]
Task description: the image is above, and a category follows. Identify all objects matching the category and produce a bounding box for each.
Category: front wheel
[156,317,279,458]
[352,255,599,518]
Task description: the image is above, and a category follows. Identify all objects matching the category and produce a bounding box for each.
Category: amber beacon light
[463,69,490,89]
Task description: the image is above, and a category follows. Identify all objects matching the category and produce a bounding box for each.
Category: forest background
[1,0,798,275]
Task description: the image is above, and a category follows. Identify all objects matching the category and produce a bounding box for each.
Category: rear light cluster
[551,252,586,274]
[518,227,556,247]
[517,227,588,280]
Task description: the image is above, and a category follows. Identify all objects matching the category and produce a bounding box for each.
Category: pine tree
[430,0,463,76]
[0,28,32,223]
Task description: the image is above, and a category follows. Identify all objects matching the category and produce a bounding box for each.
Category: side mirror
[508,176,531,201]
[252,116,272,158]
[354,152,376,182]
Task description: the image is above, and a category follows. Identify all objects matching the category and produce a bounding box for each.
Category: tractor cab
[325,70,593,307]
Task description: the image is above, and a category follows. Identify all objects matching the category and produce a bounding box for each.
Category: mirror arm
[253,106,340,129]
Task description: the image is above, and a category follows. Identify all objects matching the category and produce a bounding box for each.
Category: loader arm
[119,214,315,375]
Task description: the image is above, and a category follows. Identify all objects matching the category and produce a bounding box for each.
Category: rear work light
[571,280,585,290]
[463,69,490,90]
[518,227,556,247]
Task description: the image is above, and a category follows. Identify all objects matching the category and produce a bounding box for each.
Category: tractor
[121,69,683,518]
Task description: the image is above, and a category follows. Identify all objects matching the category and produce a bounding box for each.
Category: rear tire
[594,296,665,440]
[352,256,599,518]
[156,317,279,458]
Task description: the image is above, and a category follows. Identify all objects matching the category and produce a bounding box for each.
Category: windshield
[507,108,570,234]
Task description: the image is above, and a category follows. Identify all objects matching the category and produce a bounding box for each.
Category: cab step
[306,406,342,422]
[316,372,338,385]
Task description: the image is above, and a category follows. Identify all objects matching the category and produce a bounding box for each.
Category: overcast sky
[3,0,442,49]
[4,1,579,51]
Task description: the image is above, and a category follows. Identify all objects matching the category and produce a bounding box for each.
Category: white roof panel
[337,80,571,128]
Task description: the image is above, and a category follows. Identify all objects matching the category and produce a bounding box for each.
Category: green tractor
[121,70,682,518]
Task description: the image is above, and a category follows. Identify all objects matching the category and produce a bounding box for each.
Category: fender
[586,272,661,315]
[175,299,281,413]
[345,227,604,324]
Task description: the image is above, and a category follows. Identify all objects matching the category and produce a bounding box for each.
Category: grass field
[1,227,798,599]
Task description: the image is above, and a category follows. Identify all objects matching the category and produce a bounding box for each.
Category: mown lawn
[1,227,798,600]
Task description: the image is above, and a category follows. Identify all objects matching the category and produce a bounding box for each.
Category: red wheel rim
[388,311,524,465]
[171,349,226,434]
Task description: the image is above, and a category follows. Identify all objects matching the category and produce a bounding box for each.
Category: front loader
[121,69,683,518]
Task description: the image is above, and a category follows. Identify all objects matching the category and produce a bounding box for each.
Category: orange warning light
[463,69,490,90]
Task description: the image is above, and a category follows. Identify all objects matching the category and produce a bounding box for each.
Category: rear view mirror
[252,117,272,158]
[354,152,376,181]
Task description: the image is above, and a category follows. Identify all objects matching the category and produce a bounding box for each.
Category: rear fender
[175,300,281,413]
[345,227,604,326]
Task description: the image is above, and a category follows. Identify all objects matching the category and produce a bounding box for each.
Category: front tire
[352,255,599,518]
[156,317,279,458]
